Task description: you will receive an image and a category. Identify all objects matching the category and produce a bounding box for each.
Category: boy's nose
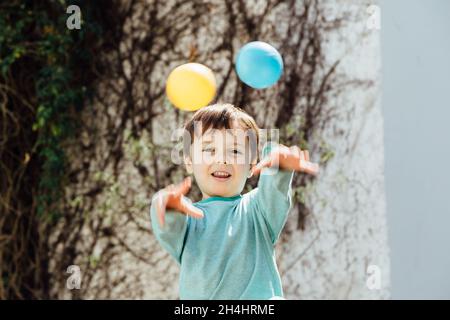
[215,150,227,164]
[215,155,227,164]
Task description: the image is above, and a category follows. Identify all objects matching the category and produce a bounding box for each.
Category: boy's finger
[302,161,320,175]
[176,176,192,195]
[156,191,168,227]
[180,199,204,219]
[186,205,204,219]
[251,157,272,175]
[250,161,264,176]
[304,150,310,161]
[165,184,175,197]
[299,150,306,161]
[290,146,301,158]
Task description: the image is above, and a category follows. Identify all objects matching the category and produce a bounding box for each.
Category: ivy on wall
[0,0,102,298]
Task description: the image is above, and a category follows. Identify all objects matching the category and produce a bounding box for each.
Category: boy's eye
[202,147,215,153]
[232,149,242,155]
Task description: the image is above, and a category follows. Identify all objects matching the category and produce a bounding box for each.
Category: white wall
[381,0,450,299]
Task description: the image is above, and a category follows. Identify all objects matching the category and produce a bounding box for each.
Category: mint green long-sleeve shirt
[150,144,295,300]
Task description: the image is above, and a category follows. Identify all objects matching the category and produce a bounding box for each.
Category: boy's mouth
[211,171,232,181]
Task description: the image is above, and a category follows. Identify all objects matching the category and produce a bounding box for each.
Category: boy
[150,103,319,299]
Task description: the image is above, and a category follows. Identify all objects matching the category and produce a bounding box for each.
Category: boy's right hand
[154,177,204,227]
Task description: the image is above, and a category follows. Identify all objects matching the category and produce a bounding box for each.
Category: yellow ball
[166,63,217,111]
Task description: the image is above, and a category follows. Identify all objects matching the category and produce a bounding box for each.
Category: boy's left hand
[250,144,319,176]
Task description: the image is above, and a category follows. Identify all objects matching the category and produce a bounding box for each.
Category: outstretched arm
[249,142,319,244]
[150,177,204,264]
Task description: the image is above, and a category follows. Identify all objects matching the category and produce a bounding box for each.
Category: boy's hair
[183,103,260,163]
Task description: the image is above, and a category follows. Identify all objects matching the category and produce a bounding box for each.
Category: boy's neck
[202,193,241,200]
[198,194,242,204]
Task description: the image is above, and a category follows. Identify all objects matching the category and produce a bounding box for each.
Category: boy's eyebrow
[200,134,247,145]
[231,135,247,146]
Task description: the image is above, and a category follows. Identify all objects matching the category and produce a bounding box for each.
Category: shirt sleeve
[149,194,190,264]
[249,142,295,245]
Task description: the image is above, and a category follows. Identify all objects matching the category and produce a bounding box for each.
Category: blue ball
[235,41,283,89]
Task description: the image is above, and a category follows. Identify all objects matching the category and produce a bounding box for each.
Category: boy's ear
[184,156,193,174]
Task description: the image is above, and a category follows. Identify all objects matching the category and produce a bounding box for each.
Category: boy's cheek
[192,165,208,178]
[233,164,251,178]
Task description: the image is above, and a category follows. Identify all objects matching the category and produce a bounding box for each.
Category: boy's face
[185,121,257,199]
